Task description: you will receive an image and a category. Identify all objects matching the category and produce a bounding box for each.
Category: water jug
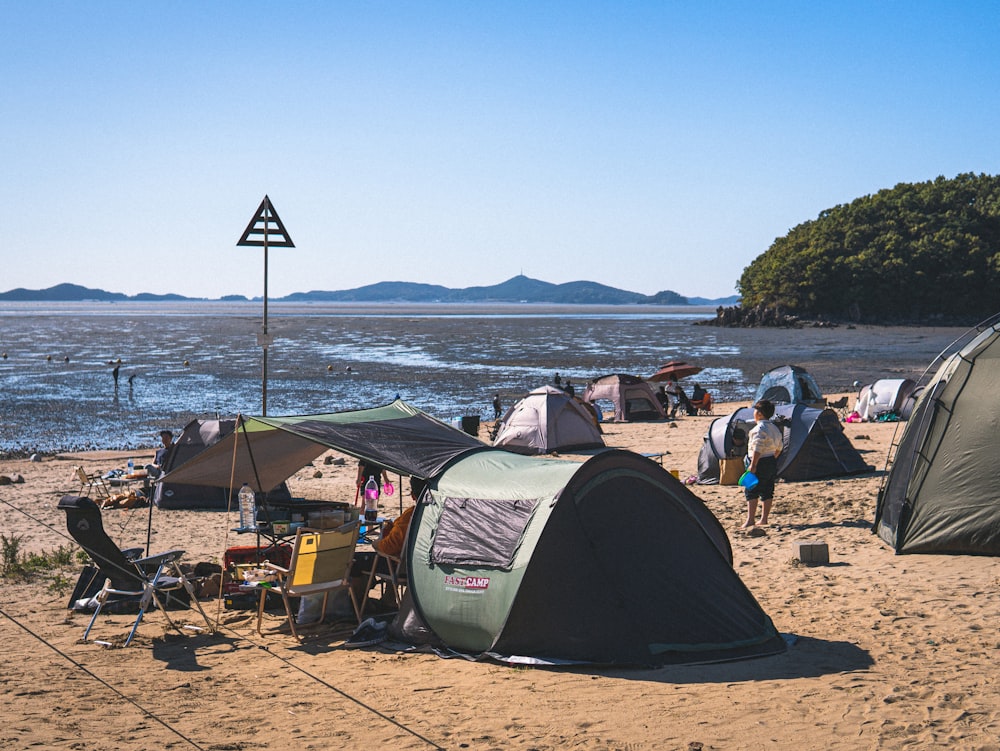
[238,483,257,530]
[364,475,378,521]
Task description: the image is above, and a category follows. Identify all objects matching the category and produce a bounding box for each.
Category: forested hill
[737,173,1000,324]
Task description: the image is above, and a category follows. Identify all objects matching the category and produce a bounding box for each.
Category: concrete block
[793,540,829,564]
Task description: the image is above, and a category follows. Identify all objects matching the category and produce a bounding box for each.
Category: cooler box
[719,458,744,486]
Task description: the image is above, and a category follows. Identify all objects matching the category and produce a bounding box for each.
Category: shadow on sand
[592,635,874,684]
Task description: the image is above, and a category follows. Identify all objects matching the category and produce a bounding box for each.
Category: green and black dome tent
[875,318,1000,555]
[405,449,785,666]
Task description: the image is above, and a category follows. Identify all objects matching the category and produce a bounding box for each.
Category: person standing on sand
[492,393,502,420]
[112,364,120,389]
[742,399,783,529]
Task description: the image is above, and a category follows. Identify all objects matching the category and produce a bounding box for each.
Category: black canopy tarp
[160,399,487,493]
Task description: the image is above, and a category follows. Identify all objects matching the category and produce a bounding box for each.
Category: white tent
[853,378,917,421]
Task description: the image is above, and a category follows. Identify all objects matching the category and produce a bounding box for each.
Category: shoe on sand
[344,617,388,648]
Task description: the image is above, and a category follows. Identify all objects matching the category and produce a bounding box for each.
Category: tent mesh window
[430,497,538,568]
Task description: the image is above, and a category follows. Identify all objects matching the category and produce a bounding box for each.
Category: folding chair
[58,495,213,646]
[255,522,360,640]
[74,466,112,503]
[358,549,408,619]
[692,392,714,415]
[826,396,850,420]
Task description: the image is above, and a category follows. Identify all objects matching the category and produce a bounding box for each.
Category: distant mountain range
[0,277,740,306]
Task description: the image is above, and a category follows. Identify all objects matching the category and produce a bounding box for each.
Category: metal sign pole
[237,195,294,418]
[262,221,269,415]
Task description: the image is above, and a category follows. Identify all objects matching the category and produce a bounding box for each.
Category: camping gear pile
[159,398,785,665]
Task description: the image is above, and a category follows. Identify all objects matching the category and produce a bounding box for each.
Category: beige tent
[582,374,667,422]
[493,385,604,455]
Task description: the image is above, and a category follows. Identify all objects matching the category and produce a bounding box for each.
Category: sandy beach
[2,397,999,750]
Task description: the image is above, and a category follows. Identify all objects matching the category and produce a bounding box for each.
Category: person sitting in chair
[350,478,425,607]
[690,384,712,412]
[145,430,174,479]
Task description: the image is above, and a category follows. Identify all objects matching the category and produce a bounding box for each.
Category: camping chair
[357,548,408,619]
[58,495,213,647]
[691,392,714,415]
[255,522,360,640]
[827,396,850,420]
[74,466,112,503]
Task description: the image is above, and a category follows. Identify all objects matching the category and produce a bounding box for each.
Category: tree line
[737,173,1000,324]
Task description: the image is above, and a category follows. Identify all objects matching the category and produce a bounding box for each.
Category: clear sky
[3,2,998,300]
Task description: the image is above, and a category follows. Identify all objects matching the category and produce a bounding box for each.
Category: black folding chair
[58,495,213,646]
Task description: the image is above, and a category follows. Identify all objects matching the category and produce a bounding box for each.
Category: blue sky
[3,2,998,300]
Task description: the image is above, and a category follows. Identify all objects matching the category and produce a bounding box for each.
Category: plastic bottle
[238,483,256,530]
[127,458,134,476]
[364,475,379,521]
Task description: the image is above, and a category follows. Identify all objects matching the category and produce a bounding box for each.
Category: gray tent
[697,404,872,484]
[160,400,486,494]
[404,449,785,666]
[582,373,667,422]
[753,365,825,407]
[492,385,604,455]
[875,320,1000,555]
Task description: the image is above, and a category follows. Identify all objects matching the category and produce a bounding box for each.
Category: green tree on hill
[737,173,1000,323]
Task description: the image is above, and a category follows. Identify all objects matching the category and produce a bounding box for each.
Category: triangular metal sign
[237,195,295,247]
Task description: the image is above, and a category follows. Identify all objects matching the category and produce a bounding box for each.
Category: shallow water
[0,301,967,454]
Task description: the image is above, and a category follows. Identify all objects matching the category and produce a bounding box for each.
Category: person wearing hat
[146,430,175,479]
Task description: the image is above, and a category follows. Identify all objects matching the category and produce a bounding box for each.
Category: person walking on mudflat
[743,399,783,529]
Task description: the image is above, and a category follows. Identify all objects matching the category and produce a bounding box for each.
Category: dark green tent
[406,449,785,666]
[875,320,1000,555]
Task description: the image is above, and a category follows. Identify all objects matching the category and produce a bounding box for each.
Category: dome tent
[697,404,871,484]
[582,373,667,422]
[402,449,785,666]
[853,378,918,421]
[753,365,825,407]
[492,385,604,455]
[875,319,1000,555]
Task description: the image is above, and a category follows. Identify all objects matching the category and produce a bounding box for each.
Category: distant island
[0,277,740,307]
